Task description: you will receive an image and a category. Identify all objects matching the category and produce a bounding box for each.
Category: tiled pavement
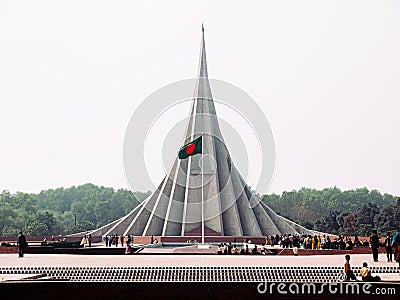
[0,249,399,282]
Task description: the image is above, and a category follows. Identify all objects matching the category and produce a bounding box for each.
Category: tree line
[0,184,398,237]
[262,187,400,236]
[0,183,150,236]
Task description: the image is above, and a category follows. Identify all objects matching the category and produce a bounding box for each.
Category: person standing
[130,234,134,244]
[396,243,400,267]
[226,242,232,254]
[111,234,115,246]
[326,235,331,249]
[17,231,28,258]
[337,236,343,250]
[321,235,326,249]
[384,232,392,262]
[88,234,92,248]
[392,230,399,265]
[120,234,124,247]
[370,230,380,262]
[80,234,87,248]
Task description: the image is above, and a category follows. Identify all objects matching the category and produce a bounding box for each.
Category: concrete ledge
[25,246,142,255]
[277,246,384,256]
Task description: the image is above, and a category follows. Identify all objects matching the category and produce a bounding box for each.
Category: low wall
[159,236,266,244]
[0,246,18,254]
[24,246,130,255]
[132,236,161,245]
[0,235,102,243]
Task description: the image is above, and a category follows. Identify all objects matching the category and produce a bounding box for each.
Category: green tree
[374,205,399,234]
[314,211,340,234]
[25,220,49,236]
[351,202,380,236]
[74,220,95,232]
[343,213,357,236]
[34,211,57,235]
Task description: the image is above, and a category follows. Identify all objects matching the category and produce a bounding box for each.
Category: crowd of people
[14,228,400,268]
[342,230,400,282]
[103,234,135,247]
[265,233,371,250]
[214,229,400,265]
[217,241,272,255]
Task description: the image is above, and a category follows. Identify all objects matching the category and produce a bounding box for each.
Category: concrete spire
[79,28,320,239]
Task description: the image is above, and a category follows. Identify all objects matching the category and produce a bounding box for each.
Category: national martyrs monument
[70,26,320,242]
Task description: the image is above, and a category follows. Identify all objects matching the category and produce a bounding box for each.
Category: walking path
[0,252,397,267]
[1,250,399,281]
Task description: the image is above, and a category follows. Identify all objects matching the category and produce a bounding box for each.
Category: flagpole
[201,135,204,245]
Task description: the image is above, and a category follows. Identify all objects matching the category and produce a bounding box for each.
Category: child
[360,262,381,282]
[344,254,357,281]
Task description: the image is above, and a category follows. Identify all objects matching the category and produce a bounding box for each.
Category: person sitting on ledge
[232,244,239,254]
[217,243,223,255]
[362,240,369,247]
[125,243,133,254]
[260,243,266,255]
[345,237,353,250]
[360,262,381,282]
[354,235,362,247]
[240,244,250,255]
[223,243,228,254]
[252,244,259,255]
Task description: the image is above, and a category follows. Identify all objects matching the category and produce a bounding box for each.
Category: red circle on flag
[186,143,196,155]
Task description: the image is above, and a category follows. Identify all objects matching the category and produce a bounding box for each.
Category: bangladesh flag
[178,136,202,159]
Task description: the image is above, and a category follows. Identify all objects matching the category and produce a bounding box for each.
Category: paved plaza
[1,249,399,300]
[1,250,399,282]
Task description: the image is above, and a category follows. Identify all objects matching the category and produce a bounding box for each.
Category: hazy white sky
[1,1,399,196]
